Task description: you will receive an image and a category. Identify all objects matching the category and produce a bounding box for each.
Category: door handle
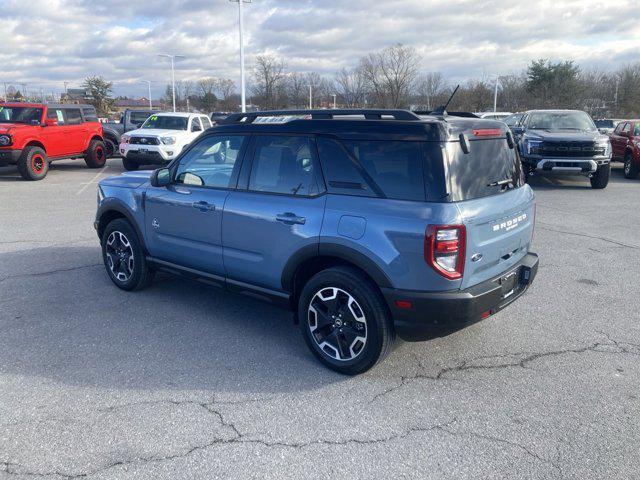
[276,212,306,225]
[192,201,215,212]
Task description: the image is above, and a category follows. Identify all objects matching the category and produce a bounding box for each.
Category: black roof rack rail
[220,109,422,124]
[413,110,480,118]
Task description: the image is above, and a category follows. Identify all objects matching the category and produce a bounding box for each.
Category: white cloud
[1,0,638,98]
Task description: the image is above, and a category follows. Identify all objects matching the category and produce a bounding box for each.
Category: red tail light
[425,225,466,280]
[472,128,502,137]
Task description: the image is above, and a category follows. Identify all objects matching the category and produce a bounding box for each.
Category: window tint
[175,135,245,188]
[317,137,376,197]
[82,107,98,122]
[65,108,82,125]
[130,111,152,125]
[249,136,318,196]
[622,123,631,133]
[191,118,203,132]
[635,123,640,136]
[447,138,524,201]
[47,109,66,125]
[341,140,426,201]
[201,116,212,129]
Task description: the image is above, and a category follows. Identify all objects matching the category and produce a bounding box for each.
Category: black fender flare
[281,242,393,292]
[96,199,147,252]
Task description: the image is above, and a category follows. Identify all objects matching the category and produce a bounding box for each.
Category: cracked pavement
[1,160,639,479]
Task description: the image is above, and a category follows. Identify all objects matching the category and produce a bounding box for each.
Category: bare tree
[215,78,237,111]
[360,44,420,108]
[252,55,287,110]
[415,72,446,110]
[335,67,367,107]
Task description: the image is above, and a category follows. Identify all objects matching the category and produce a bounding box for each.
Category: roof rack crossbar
[220,109,421,124]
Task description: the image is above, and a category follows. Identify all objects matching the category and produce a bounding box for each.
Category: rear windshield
[317,138,446,201]
[130,111,153,125]
[446,138,524,201]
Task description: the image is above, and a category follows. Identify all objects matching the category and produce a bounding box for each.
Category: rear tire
[85,139,107,168]
[298,266,395,375]
[101,219,153,291]
[122,157,140,171]
[624,153,639,179]
[17,146,49,181]
[590,163,610,189]
[104,137,117,159]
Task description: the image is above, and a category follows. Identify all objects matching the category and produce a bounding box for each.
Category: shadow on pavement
[0,245,344,395]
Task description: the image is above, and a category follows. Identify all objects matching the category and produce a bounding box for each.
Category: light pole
[140,80,153,109]
[493,75,500,113]
[332,94,337,109]
[158,54,185,112]
[229,0,251,113]
[307,85,313,109]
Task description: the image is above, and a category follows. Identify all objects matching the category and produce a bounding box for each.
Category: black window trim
[167,132,251,192]
[239,133,326,199]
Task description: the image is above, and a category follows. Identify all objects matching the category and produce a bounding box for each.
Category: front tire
[85,139,107,168]
[122,157,140,171]
[590,163,610,189]
[17,146,49,181]
[298,266,395,375]
[624,153,639,179]
[101,219,153,291]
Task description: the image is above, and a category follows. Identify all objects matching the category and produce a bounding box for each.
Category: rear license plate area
[500,269,519,299]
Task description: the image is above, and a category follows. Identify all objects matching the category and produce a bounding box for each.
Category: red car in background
[0,103,106,180]
[609,119,640,179]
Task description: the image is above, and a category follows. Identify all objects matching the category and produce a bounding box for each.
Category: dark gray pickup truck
[102,109,159,157]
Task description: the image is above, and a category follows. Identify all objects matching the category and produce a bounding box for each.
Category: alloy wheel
[308,287,367,361]
[105,231,134,282]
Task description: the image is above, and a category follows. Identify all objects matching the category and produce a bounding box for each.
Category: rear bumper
[382,253,539,341]
[0,149,22,166]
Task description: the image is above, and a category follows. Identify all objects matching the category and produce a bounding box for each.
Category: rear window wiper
[487,178,515,188]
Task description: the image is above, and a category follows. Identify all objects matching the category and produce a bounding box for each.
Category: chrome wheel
[308,287,367,361]
[105,231,134,282]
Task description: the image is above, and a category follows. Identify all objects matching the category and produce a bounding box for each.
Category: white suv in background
[119,112,212,170]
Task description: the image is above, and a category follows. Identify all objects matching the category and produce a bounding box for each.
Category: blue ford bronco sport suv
[95,109,538,375]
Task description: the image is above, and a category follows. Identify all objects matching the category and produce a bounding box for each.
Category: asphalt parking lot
[1,159,639,479]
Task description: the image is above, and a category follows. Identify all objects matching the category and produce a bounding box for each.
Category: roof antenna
[432,84,459,116]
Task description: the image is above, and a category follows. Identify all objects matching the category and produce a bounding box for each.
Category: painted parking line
[76,165,110,195]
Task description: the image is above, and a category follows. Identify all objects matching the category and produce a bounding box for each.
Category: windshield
[141,115,188,130]
[503,113,523,127]
[0,106,43,125]
[527,111,596,131]
[594,119,614,129]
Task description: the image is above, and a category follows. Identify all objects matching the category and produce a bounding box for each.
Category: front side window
[635,123,640,136]
[0,106,43,125]
[174,135,245,188]
[142,115,188,130]
[65,109,82,125]
[622,123,631,134]
[249,136,318,196]
[191,118,203,132]
[201,116,212,129]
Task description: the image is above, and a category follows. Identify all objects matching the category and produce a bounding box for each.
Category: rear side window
[446,138,524,201]
[249,136,319,196]
[65,108,82,125]
[82,107,98,122]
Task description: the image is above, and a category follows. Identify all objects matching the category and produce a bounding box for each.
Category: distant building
[60,88,92,104]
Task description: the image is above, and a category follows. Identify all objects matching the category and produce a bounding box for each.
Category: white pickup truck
[119,112,213,170]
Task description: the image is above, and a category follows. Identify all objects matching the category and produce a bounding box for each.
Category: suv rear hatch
[445,130,535,289]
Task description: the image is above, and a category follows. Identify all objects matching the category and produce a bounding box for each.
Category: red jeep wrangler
[0,103,106,180]
[609,119,640,179]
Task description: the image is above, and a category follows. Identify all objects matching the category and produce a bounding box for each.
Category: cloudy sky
[2,0,639,98]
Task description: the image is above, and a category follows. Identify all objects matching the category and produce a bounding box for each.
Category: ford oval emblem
[471,253,483,263]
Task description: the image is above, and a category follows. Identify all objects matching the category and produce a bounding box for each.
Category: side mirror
[150,168,171,187]
[45,118,58,127]
[512,126,524,136]
[192,125,202,132]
